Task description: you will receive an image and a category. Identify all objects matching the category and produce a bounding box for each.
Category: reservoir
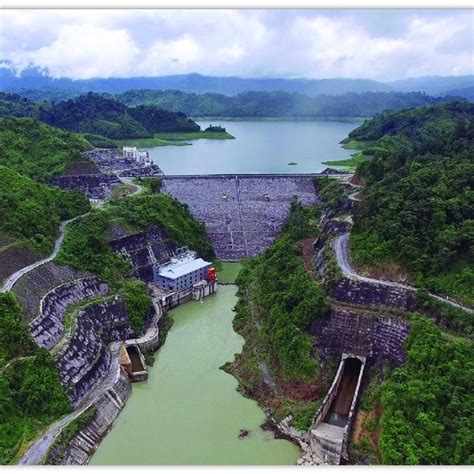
[91,285,300,465]
[147,119,360,175]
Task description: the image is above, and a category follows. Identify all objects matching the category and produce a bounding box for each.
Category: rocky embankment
[108,226,176,282]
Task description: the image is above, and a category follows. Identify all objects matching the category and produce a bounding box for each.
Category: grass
[154,130,235,140]
[322,151,370,171]
[341,139,373,150]
[115,137,190,147]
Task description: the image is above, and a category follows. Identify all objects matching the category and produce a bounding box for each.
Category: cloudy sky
[1,9,472,81]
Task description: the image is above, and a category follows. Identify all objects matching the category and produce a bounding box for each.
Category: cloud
[0,9,472,81]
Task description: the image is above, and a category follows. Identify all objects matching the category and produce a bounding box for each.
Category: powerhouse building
[153,248,212,291]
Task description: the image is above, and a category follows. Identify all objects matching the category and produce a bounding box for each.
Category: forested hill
[349,101,474,306]
[115,89,445,118]
[0,92,200,140]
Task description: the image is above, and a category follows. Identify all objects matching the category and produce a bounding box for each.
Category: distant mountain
[115,89,445,118]
[387,75,474,96]
[440,86,474,101]
[0,66,392,96]
[1,64,472,103]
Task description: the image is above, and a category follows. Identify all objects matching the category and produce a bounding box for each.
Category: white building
[123,146,138,158]
[123,147,152,167]
[154,249,212,291]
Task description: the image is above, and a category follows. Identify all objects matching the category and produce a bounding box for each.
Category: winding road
[117,176,143,197]
[0,217,79,293]
[333,232,473,314]
[5,172,147,464]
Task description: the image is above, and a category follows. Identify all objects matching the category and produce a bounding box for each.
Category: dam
[161,173,344,260]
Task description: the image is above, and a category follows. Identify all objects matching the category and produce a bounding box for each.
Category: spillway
[309,353,366,464]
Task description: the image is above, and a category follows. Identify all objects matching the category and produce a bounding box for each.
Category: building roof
[158,257,211,280]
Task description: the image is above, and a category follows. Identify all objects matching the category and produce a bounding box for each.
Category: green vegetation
[0,166,90,254]
[0,117,86,182]
[136,177,162,194]
[313,176,349,216]
[380,314,473,465]
[119,279,152,334]
[116,89,445,118]
[41,405,97,465]
[349,101,474,305]
[322,151,369,171]
[117,128,235,147]
[230,202,333,426]
[154,130,235,140]
[116,137,189,147]
[81,133,117,149]
[234,201,329,382]
[55,210,129,283]
[0,292,70,464]
[56,192,214,284]
[0,92,201,140]
[416,290,473,338]
[322,138,374,170]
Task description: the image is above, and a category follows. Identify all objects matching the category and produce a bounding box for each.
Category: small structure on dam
[310,353,366,465]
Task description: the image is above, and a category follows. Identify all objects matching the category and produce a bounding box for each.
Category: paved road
[118,176,143,197]
[18,341,122,465]
[9,174,147,464]
[333,232,473,314]
[0,215,85,293]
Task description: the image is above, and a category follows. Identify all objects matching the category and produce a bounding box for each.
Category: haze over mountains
[1,65,473,99]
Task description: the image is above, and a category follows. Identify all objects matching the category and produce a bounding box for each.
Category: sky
[0,9,473,81]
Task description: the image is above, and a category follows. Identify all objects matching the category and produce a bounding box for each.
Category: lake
[146,120,360,175]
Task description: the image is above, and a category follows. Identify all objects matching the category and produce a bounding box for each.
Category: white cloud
[8,24,140,79]
[0,9,472,81]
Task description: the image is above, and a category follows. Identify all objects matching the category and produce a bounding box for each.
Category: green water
[91,285,299,465]
[215,261,243,284]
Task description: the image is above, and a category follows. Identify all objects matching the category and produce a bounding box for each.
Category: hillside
[0,166,89,254]
[0,117,90,283]
[348,101,474,305]
[0,92,201,141]
[115,90,444,118]
[0,292,70,465]
[0,117,87,182]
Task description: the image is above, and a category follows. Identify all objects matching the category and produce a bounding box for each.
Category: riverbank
[154,130,235,140]
[115,130,234,148]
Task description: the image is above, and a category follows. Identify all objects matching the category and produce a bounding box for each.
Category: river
[147,119,360,175]
[91,285,300,465]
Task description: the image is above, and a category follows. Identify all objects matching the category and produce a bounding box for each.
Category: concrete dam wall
[161,175,318,260]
